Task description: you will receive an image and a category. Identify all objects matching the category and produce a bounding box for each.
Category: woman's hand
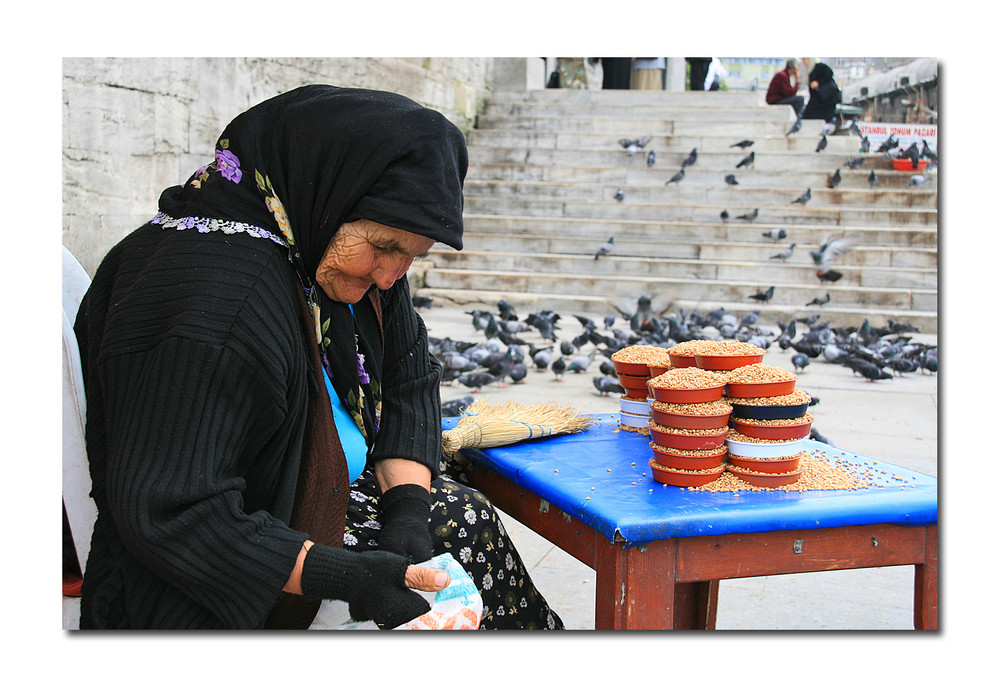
[374,459,435,561]
[406,564,451,592]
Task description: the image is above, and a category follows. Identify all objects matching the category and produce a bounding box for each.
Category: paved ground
[421,304,938,630]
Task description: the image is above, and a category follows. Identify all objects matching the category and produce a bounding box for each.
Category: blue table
[446,414,938,630]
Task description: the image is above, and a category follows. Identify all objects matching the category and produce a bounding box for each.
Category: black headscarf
[155,85,468,446]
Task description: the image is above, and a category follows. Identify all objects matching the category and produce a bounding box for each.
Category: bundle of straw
[441,398,597,458]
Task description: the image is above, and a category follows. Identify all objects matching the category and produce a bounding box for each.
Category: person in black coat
[801,62,842,121]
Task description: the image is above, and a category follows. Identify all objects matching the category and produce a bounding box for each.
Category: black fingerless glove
[377,483,434,562]
[300,544,430,629]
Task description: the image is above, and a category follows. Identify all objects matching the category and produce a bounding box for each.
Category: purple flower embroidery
[356,352,370,384]
[215,149,243,184]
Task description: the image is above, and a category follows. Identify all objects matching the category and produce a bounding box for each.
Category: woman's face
[315,219,434,303]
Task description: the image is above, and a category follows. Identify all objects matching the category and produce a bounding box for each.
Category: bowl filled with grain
[691,340,766,371]
[649,460,726,487]
[647,367,726,404]
[611,345,670,377]
[726,462,802,488]
[724,363,798,399]
[730,413,814,441]
[664,340,704,368]
[616,372,652,399]
[727,452,803,474]
[650,443,728,471]
[649,422,728,451]
[727,389,812,420]
[619,410,651,429]
[649,398,732,430]
[619,396,651,416]
[725,429,806,458]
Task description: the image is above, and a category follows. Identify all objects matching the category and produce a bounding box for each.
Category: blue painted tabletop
[444,414,938,546]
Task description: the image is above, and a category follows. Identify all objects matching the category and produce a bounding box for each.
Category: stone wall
[62,57,495,276]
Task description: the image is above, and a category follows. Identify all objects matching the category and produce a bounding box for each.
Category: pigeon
[681,148,698,168]
[909,175,928,187]
[532,347,553,370]
[815,135,827,153]
[860,136,871,153]
[619,136,651,156]
[846,156,865,170]
[497,299,518,321]
[827,169,841,189]
[646,150,656,167]
[816,269,843,284]
[739,309,761,329]
[440,395,475,417]
[593,375,624,397]
[876,134,898,154]
[412,295,433,310]
[566,354,593,374]
[737,208,759,222]
[665,169,685,185]
[730,140,754,150]
[594,236,614,260]
[720,210,730,223]
[724,174,739,186]
[614,187,626,202]
[806,292,830,306]
[786,116,802,136]
[551,357,566,381]
[791,188,812,205]
[809,427,831,444]
[630,294,654,332]
[749,286,775,303]
[822,120,837,136]
[867,170,879,188]
[762,228,787,242]
[736,152,755,169]
[769,244,796,263]
[848,121,863,137]
[458,371,497,393]
[920,140,937,166]
[791,352,810,372]
[811,235,854,272]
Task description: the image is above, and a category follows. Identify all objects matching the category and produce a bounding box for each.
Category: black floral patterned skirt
[342,458,564,630]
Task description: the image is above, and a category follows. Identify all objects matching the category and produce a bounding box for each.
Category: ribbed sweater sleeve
[369,279,443,477]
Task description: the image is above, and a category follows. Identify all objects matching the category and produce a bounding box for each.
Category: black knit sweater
[74,224,443,629]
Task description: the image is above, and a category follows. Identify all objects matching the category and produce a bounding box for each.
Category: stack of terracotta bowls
[645,367,730,487]
[611,345,672,432]
[721,363,813,487]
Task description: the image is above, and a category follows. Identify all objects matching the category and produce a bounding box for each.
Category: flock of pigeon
[425,295,937,425]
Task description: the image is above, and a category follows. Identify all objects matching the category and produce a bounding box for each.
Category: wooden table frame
[468,466,938,630]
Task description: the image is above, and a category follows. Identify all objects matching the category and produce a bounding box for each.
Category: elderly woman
[73,85,564,630]
[801,62,842,122]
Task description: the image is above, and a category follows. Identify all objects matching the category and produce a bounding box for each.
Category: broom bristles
[441,398,596,457]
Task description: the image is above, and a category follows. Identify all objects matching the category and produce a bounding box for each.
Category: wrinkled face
[314,219,434,303]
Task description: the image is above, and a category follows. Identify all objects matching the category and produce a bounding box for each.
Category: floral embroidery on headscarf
[254,170,295,250]
[187,140,243,188]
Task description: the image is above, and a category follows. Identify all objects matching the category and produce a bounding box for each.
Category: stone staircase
[415,88,939,333]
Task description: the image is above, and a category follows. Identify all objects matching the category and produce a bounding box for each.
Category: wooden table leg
[593,538,719,630]
[914,523,938,630]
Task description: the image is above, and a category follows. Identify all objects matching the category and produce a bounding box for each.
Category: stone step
[430,249,938,290]
[414,284,937,334]
[457,232,938,269]
[463,195,937,227]
[462,214,939,249]
[476,109,788,134]
[462,178,937,208]
[488,88,765,107]
[422,266,937,314]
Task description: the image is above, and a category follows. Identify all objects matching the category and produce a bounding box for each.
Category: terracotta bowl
[618,411,650,429]
[730,416,812,441]
[726,464,803,488]
[647,384,726,404]
[729,402,810,421]
[727,453,802,474]
[694,353,764,371]
[612,359,650,377]
[649,461,726,487]
[648,363,671,377]
[650,406,731,430]
[668,353,697,368]
[650,444,727,471]
[649,424,728,451]
[891,158,929,172]
[725,436,806,459]
[725,379,797,399]
[619,396,651,416]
